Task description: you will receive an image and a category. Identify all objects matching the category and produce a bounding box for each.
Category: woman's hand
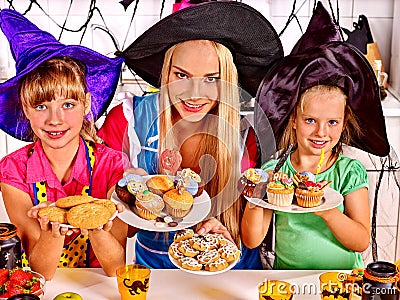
[197,217,234,242]
[124,167,148,176]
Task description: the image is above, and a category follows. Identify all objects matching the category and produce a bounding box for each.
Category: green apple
[53,292,84,300]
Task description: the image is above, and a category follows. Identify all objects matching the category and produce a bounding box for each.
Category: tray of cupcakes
[112,169,211,231]
[167,229,240,275]
[240,169,343,213]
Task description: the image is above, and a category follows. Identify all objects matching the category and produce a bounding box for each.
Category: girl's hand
[197,217,234,243]
[28,201,75,237]
[80,204,124,235]
[27,201,52,219]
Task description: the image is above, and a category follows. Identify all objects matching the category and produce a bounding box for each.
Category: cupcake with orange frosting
[266,176,294,206]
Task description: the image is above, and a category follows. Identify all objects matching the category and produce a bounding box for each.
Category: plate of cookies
[168,229,240,275]
[38,195,118,229]
[112,171,211,232]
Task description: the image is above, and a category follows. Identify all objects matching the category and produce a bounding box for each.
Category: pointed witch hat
[0,9,124,141]
[116,1,283,97]
[255,1,390,157]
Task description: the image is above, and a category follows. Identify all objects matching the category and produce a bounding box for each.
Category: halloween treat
[55,195,95,209]
[38,206,67,224]
[169,231,240,273]
[38,196,117,229]
[160,149,182,175]
[176,168,203,197]
[163,189,194,218]
[135,190,165,220]
[67,202,112,229]
[146,175,174,196]
[115,174,145,205]
[266,176,295,207]
[238,168,269,198]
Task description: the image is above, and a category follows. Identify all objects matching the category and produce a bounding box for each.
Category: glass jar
[0,223,21,269]
[362,261,400,300]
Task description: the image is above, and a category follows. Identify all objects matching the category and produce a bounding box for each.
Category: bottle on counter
[362,261,400,300]
[0,223,21,269]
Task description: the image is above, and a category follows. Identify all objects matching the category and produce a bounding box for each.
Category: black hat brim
[117,1,283,96]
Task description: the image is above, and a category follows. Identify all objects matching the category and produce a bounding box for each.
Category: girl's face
[24,93,90,150]
[293,88,345,156]
[167,40,219,122]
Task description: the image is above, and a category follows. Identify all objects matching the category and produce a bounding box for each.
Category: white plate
[112,182,211,232]
[50,199,118,229]
[168,253,238,275]
[245,187,343,213]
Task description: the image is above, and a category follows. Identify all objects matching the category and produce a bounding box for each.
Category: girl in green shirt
[241,3,390,270]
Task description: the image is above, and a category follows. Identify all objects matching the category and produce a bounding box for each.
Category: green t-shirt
[262,153,369,270]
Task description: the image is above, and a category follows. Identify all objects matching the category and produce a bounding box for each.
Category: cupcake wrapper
[135,206,158,220]
[267,192,293,206]
[295,193,322,208]
[165,203,191,218]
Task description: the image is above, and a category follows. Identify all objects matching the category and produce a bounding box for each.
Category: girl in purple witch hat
[242,2,390,270]
[0,9,129,280]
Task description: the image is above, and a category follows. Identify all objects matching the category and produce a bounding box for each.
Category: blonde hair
[19,56,99,143]
[159,40,243,244]
[279,85,362,163]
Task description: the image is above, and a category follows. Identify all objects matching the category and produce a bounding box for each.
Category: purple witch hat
[0,9,124,141]
[255,1,390,156]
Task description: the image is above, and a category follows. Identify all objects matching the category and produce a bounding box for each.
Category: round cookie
[38,206,67,223]
[168,242,185,260]
[190,236,213,251]
[94,199,117,217]
[56,195,94,208]
[219,244,241,263]
[173,229,195,243]
[178,240,199,258]
[204,258,228,272]
[67,202,110,229]
[178,257,203,271]
[197,249,219,264]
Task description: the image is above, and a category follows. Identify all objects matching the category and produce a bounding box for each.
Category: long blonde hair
[19,56,99,143]
[158,40,243,244]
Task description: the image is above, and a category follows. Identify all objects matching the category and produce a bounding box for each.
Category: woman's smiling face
[167,40,220,122]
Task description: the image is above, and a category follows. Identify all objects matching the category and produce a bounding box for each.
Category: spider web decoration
[3,0,145,50]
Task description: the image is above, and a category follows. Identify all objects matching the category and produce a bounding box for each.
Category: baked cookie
[56,195,94,208]
[38,206,67,223]
[204,258,228,272]
[173,229,195,243]
[168,242,185,260]
[178,257,203,271]
[94,199,117,217]
[197,249,219,264]
[67,202,110,229]
[178,240,199,258]
[190,236,213,251]
[219,243,241,263]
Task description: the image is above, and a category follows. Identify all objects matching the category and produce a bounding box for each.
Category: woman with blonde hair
[99,1,283,268]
